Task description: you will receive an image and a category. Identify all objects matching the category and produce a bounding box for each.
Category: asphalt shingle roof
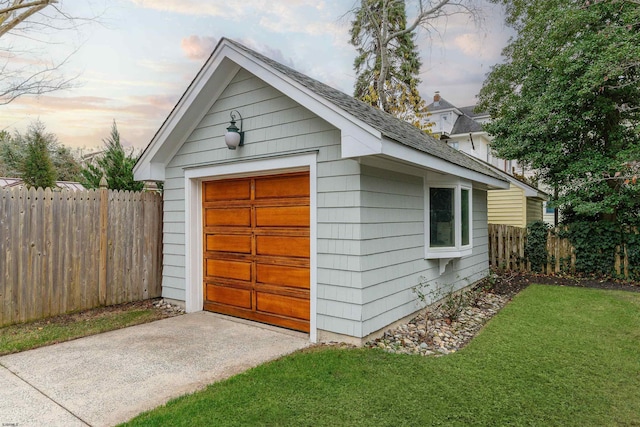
[426,97,457,112]
[451,114,484,134]
[226,38,504,182]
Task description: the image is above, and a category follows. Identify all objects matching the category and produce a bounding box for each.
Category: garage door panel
[205,208,251,227]
[255,174,309,199]
[206,259,252,281]
[256,292,310,321]
[256,206,309,227]
[206,234,251,253]
[205,284,252,309]
[204,180,251,201]
[256,263,309,289]
[256,235,309,258]
[203,172,310,333]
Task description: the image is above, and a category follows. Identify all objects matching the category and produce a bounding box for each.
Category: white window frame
[424,174,473,260]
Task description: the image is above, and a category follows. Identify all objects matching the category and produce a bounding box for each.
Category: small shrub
[412,278,481,321]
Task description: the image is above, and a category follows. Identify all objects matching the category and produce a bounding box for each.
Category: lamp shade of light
[224,111,244,150]
[225,130,242,149]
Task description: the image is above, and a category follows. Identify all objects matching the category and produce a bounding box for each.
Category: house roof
[458,105,488,119]
[134,38,507,187]
[451,114,484,134]
[427,97,489,136]
[426,97,458,112]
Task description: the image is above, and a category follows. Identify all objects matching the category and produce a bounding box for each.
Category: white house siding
[359,166,490,337]
[161,68,365,336]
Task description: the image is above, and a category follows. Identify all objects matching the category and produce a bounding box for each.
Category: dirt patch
[14,298,182,329]
[489,271,640,296]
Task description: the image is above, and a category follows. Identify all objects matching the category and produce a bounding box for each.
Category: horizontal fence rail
[0,186,163,327]
[489,223,633,279]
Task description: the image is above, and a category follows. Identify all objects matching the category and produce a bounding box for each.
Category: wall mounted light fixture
[224,110,244,150]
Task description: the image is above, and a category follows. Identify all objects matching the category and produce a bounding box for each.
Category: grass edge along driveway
[125,285,640,426]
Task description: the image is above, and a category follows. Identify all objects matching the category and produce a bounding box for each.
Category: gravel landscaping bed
[365,290,509,356]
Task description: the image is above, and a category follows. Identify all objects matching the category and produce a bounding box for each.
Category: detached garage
[133,38,508,344]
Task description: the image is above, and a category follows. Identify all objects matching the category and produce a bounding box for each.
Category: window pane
[461,189,470,246]
[430,188,455,247]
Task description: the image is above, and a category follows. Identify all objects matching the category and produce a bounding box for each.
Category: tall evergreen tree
[81,121,143,192]
[349,0,482,128]
[20,122,56,189]
[350,0,428,127]
[478,0,640,225]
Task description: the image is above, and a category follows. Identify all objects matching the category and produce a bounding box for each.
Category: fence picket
[0,187,163,327]
[489,223,633,280]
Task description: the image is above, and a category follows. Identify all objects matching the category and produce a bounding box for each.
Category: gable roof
[134,38,507,188]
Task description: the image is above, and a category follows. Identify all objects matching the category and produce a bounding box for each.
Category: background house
[426,92,551,226]
[134,38,509,344]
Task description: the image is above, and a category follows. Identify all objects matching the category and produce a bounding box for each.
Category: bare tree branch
[0,0,57,37]
[0,0,97,104]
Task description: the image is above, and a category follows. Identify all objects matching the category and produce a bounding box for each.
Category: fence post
[99,176,108,305]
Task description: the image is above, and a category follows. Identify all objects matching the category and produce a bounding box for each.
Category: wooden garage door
[202,171,310,332]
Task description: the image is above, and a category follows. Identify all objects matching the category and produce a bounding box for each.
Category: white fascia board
[380,137,509,189]
[134,51,241,181]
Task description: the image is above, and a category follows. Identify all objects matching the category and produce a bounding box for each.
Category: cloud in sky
[129,0,227,17]
[181,35,218,60]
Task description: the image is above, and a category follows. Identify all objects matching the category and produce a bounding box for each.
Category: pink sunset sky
[0,0,512,153]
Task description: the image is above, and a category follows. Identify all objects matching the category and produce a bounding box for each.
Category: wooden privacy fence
[488,223,631,278]
[0,186,163,327]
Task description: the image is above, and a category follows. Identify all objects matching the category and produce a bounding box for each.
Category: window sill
[425,247,472,259]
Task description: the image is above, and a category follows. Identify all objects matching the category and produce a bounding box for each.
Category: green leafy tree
[81,121,143,191]
[20,122,56,189]
[349,0,482,129]
[478,0,640,226]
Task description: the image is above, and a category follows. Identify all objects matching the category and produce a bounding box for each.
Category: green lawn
[0,307,168,356]
[125,285,640,426]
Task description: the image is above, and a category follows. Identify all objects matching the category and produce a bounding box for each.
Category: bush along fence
[489,221,638,281]
[0,185,163,327]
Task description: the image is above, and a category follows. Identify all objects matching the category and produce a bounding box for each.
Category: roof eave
[379,137,509,189]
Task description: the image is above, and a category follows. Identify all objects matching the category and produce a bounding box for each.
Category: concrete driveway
[0,312,310,426]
